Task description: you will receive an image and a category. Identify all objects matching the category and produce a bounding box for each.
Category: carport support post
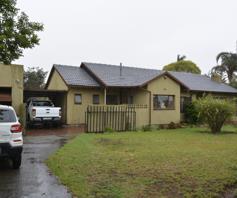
[104,88,107,105]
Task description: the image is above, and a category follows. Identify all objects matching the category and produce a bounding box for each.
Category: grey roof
[170,71,237,93]
[82,62,163,87]
[52,62,237,94]
[54,64,100,87]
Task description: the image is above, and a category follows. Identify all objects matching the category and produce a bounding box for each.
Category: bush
[168,122,177,129]
[105,127,114,133]
[195,96,235,134]
[184,102,200,124]
[142,125,152,132]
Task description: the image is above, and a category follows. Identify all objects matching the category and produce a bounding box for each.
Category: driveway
[0,127,82,198]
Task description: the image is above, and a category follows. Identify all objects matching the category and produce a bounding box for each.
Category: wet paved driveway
[0,127,82,198]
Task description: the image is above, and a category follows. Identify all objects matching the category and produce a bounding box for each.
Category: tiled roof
[170,71,237,93]
[54,64,100,87]
[82,62,163,87]
[51,62,237,93]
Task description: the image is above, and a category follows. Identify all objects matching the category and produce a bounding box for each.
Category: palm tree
[212,52,237,82]
[177,54,186,61]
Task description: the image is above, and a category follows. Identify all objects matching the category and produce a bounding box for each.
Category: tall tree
[24,67,48,89]
[0,0,43,64]
[212,52,237,83]
[163,60,201,74]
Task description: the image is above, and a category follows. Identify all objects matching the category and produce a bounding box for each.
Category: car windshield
[0,109,16,123]
[32,101,53,107]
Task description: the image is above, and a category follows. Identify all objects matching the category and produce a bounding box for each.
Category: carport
[24,89,67,124]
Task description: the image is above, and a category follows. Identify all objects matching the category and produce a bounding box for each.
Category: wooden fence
[85,105,136,133]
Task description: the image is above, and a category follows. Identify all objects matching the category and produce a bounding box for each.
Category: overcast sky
[16,0,237,74]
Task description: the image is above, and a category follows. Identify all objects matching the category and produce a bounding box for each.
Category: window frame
[92,94,100,105]
[153,94,175,110]
[74,94,82,105]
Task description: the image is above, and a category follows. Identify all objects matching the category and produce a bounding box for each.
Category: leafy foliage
[0,0,43,64]
[184,102,200,124]
[24,67,48,89]
[163,60,201,74]
[195,96,235,133]
[212,52,237,83]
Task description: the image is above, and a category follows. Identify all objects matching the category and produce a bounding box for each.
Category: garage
[0,87,12,106]
[0,64,24,115]
[24,89,67,124]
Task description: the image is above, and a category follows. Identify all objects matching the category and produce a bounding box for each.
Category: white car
[27,98,61,127]
[0,105,23,169]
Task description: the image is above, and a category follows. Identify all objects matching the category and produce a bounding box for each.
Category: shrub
[142,125,152,132]
[184,102,199,124]
[168,122,177,129]
[105,127,114,133]
[195,96,235,134]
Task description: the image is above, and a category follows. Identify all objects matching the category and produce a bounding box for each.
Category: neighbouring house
[46,62,237,128]
[0,64,24,114]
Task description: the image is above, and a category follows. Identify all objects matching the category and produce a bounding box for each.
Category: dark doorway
[0,87,12,106]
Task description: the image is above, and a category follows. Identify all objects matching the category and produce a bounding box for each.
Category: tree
[24,67,48,89]
[212,52,237,83]
[0,0,43,64]
[163,60,201,74]
[195,96,235,134]
[208,70,225,83]
[177,54,186,61]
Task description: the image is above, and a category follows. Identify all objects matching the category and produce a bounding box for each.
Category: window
[74,94,82,104]
[106,95,119,105]
[32,101,53,107]
[128,96,133,104]
[180,96,191,113]
[153,95,175,110]
[93,95,100,104]
[0,109,16,123]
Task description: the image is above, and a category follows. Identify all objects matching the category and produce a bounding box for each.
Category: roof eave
[81,63,107,87]
[140,71,191,90]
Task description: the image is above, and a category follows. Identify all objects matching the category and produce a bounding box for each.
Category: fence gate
[85,105,136,133]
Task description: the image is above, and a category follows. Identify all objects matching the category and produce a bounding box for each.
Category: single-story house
[46,62,237,127]
[0,64,24,114]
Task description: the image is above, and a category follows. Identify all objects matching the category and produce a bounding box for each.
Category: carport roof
[49,64,100,87]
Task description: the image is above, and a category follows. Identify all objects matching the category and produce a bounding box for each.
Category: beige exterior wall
[66,88,104,124]
[147,75,181,125]
[0,64,23,114]
[47,70,68,91]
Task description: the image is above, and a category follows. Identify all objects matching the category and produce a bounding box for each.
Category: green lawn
[47,126,237,198]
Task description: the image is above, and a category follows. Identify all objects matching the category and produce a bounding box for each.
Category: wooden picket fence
[85,105,136,133]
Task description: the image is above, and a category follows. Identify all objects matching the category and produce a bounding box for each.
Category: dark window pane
[32,101,53,107]
[93,95,100,104]
[153,95,175,110]
[128,96,133,104]
[0,109,16,123]
[106,95,118,105]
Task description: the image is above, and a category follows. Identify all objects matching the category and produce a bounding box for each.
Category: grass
[47,126,237,198]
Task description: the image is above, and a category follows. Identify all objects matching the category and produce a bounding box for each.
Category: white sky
[16,0,237,74]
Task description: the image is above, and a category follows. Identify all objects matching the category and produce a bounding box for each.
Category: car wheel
[12,155,22,169]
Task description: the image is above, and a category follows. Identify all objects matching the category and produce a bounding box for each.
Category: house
[0,64,24,114]
[46,62,237,128]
